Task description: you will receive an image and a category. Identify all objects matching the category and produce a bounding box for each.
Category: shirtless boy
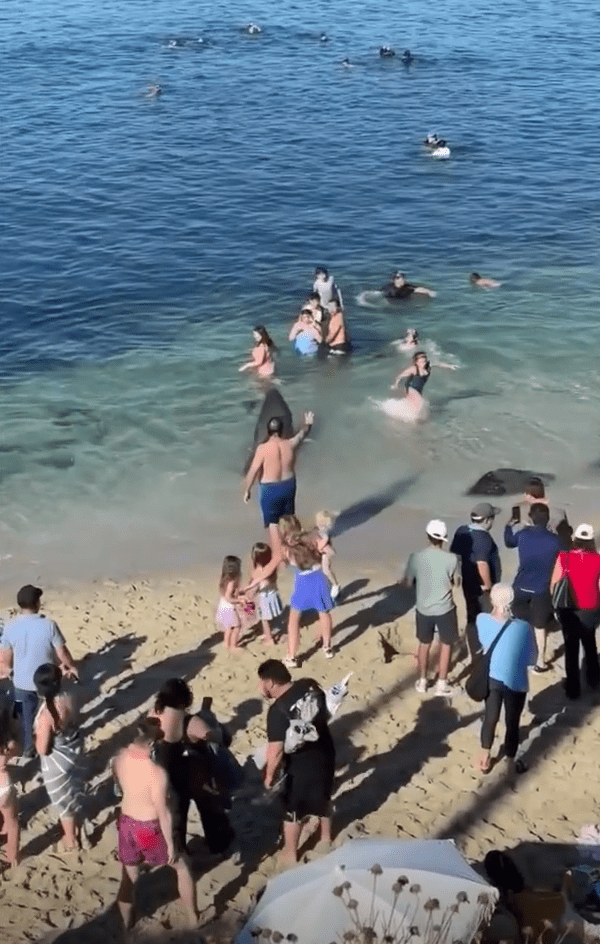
[113,720,199,931]
[243,412,314,549]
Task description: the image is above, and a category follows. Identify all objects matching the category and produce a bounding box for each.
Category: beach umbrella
[236,839,498,944]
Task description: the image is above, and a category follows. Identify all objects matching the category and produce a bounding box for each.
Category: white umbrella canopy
[236,839,498,944]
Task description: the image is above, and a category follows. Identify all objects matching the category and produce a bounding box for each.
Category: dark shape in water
[467,469,555,497]
[243,389,294,474]
[380,45,395,58]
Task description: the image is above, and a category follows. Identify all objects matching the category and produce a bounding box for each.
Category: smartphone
[201,696,213,711]
[511,505,521,523]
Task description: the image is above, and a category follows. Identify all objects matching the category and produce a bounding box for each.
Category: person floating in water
[380,45,395,58]
[423,133,450,159]
[246,23,261,34]
[470,272,502,289]
[382,271,436,300]
[402,49,414,64]
[392,328,420,352]
[239,326,277,379]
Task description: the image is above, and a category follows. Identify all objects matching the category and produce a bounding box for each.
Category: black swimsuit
[406,371,429,394]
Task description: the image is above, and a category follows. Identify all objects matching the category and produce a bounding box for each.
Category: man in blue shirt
[504,502,560,673]
[450,502,501,654]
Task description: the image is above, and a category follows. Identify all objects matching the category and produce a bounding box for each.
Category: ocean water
[2,0,600,584]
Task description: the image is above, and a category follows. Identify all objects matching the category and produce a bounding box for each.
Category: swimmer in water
[313,266,342,311]
[424,133,441,149]
[246,23,261,34]
[144,84,162,98]
[392,348,457,405]
[382,271,436,300]
[289,309,322,356]
[402,49,414,64]
[380,45,396,58]
[470,272,502,289]
[239,326,277,378]
[392,328,420,352]
[326,299,351,355]
[342,58,354,68]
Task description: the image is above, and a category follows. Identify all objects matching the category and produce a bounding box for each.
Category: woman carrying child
[278,515,334,668]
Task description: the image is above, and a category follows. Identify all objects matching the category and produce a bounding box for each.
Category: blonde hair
[315,510,336,532]
[490,583,514,615]
[278,514,302,542]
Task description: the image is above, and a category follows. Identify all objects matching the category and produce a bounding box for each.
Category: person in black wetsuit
[382,271,436,300]
[149,678,235,856]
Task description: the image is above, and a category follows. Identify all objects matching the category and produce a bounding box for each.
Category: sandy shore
[1,556,600,944]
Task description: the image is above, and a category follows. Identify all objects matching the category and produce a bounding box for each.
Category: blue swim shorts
[259,477,297,527]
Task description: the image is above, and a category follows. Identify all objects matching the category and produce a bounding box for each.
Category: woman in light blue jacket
[476,583,537,774]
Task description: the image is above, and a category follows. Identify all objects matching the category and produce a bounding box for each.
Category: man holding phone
[450,503,502,656]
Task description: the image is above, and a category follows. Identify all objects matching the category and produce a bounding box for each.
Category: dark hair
[17,584,43,610]
[529,502,550,527]
[258,659,291,685]
[314,266,328,278]
[0,699,14,752]
[253,325,276,350]
[526,477,545,499]
[33,663,62,730]
[252,542,272,568]
[470,272,481,283]
[574,537,597,552]
[154,678,193,713]
[219,555,242,593]
[267,416,284,436]
[308,291,321,303]
[133,717,162,745]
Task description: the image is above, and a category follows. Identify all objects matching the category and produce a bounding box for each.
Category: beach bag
[465,619,512,702]
[284,682,323,753]
[552,554,576,610]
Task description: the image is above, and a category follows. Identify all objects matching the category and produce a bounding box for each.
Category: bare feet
[476,751,492,774]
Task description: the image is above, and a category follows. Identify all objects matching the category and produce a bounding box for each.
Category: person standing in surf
[243,412,314,550]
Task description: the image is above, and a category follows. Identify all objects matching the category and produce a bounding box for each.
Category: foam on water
[2,0,600,582]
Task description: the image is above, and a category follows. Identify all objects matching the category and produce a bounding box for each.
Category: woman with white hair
[476,583,537,774]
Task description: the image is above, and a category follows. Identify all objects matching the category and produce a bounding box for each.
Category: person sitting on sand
[326,300,351,355]
[476,584,537,774]
[470,272,502,289]
[0,700,20,868]
[34,663,85,853]
[113,719,199,931]
[239,325,277,378]
[382,271,436,300]
[258,659,335,866]
[289,309,322,356]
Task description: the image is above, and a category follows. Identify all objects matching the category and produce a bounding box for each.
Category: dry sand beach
[2,546,600,944]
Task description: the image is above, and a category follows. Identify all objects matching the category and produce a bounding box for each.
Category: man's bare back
[114,745,167,823]
[243,411,314,497]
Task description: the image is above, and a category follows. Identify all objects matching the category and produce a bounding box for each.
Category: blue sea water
[2,0,600,583]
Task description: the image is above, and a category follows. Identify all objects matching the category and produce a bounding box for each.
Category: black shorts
[416,608,458,646]
[464,590,492,625]
[283,752,335,821]
[513,591,553,629]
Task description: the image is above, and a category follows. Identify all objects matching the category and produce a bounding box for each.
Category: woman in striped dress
[34,664,85,852]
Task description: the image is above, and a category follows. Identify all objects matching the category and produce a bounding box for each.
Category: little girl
[315,510,340,600]
[216,555,246,651]
[245,543,283,644]
[0,703,20,868]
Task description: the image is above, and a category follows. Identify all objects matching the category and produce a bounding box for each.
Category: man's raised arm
[290,411,314,449]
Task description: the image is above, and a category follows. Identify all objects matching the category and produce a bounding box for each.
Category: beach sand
[1,557,599,944]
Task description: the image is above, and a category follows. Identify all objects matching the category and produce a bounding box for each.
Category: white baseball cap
[574,523,595,541]
[426,519,448,541]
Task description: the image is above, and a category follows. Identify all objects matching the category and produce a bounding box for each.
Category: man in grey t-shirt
[403,520,461,697]
[0,585,78,756]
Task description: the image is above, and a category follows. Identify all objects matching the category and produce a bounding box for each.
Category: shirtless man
[326,300,350,355]
[113,720,199,931]
[243,412,314,548]
[470,272,502,289]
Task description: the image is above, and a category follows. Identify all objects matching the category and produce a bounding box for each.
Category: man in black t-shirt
[258,659,335,866]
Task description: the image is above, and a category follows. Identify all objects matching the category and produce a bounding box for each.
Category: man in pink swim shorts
[112,720,199,930]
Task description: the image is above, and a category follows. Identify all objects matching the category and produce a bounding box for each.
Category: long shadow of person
[332,699,481,835]
[332,476,419,537]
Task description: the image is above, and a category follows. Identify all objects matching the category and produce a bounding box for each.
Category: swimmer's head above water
[266,416,284,437]
[412,350,430,372]
[253,325,275,348]
[404,328,419,344]
[380,45,395,58]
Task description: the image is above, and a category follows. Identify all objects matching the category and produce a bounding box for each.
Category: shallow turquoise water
[2,0,600,582]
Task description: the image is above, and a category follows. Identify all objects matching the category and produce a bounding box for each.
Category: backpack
[283,681,324,754]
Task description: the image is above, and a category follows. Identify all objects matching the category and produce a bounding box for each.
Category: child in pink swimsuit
[215,555,248,651]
